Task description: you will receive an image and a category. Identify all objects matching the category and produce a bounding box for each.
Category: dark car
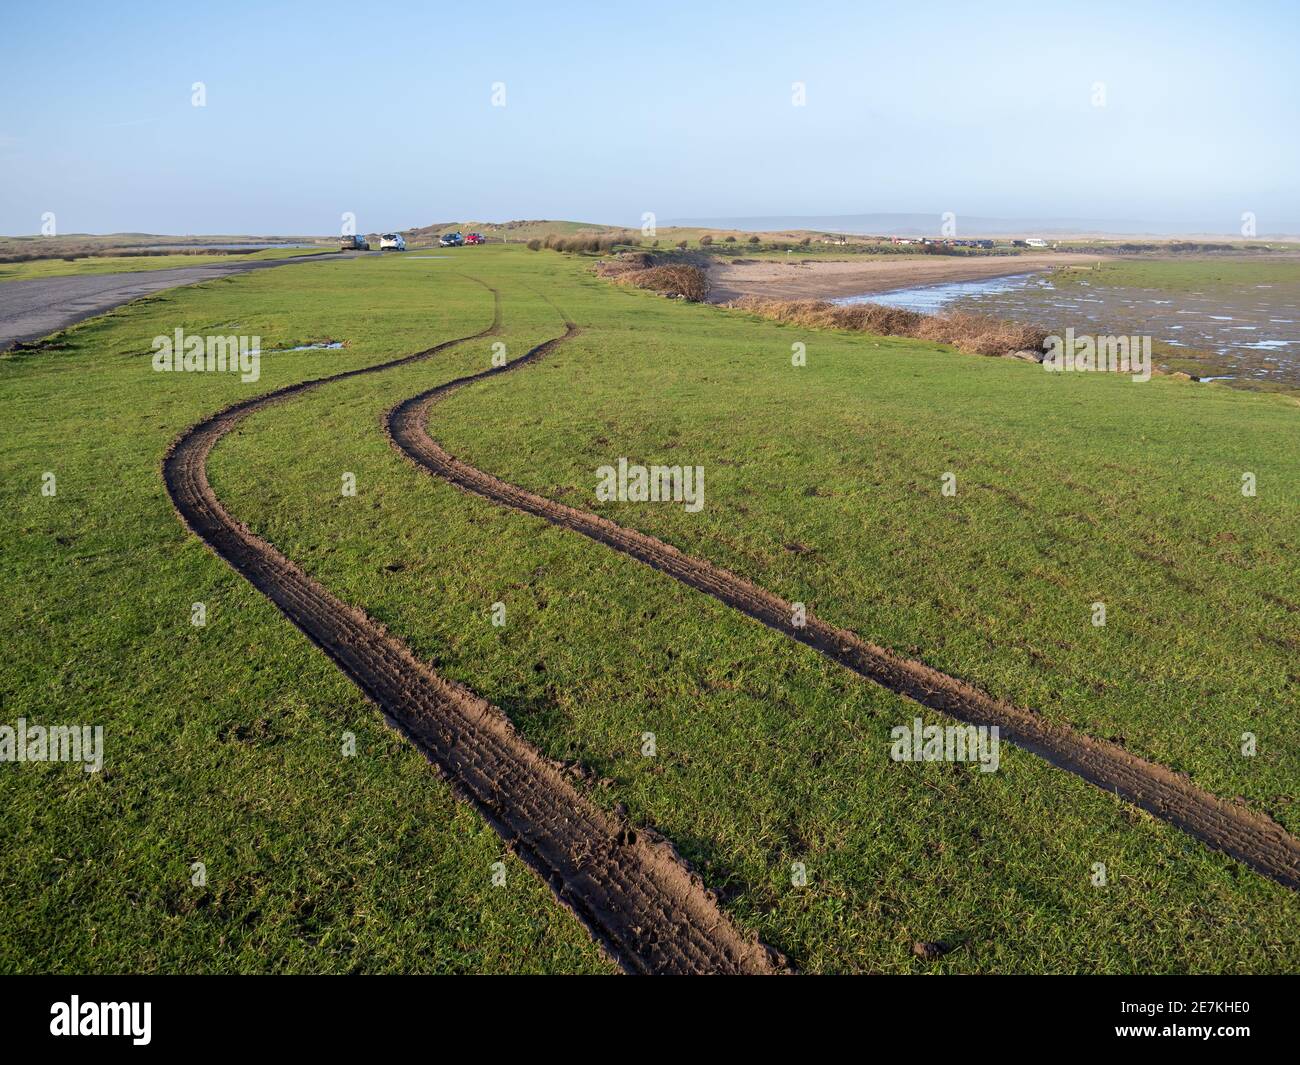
[339,234,370,251]
[439,232,464,247]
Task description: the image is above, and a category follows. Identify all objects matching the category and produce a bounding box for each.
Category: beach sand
[706,252,1096,302]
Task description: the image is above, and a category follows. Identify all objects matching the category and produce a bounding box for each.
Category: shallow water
[837,274,1041,313]
[836,274,1300,384]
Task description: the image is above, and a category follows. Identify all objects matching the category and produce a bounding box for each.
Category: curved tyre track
[163,289,784,975]
[387,312,1300,893]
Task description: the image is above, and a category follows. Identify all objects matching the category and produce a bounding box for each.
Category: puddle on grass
[264,342,344,353]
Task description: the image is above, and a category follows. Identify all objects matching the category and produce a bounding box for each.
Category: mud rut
[164,278,1299,977]
[386,298,1300,896]
[163,289,784,974]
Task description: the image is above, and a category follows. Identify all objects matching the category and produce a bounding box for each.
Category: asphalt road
[0,250,374,351]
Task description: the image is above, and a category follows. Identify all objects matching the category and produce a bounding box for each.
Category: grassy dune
[2,247,1297,972]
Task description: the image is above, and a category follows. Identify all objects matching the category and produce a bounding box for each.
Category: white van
[379,233,407,251]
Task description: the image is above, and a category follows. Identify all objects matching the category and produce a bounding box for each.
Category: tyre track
[386,305,1300,893]
[163,283,785,974]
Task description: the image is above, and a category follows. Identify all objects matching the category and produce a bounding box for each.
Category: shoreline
[705,252,1095,303]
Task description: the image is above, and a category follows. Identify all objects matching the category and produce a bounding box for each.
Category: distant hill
[667,213,1300,240]
[403,218,859,247]
[405,219,624,244]
[403,218,1300,250]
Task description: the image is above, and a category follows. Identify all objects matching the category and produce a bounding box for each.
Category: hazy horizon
[665,213,1300,238]
[3,0,1297,236]
[13,211,1299,241]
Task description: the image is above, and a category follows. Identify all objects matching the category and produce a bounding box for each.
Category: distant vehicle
[464,233,485,245]
[379,233,407,251]
[1025,238,1049,248]
[439,232,465,247]
[340,234,370,251]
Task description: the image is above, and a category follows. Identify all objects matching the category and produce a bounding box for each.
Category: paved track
[0,251,372,351]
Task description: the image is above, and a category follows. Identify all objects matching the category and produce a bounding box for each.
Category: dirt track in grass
[162,284,785,975]
[386,299,1300,895]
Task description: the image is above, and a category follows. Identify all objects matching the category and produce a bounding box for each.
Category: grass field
[2,247,1297,973]
[1051,255,1300,292]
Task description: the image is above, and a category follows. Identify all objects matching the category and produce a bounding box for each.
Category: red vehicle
[464,233,486,245]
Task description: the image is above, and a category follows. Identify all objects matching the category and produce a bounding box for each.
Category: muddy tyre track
[163,287,784,974]
[387,312,1300,893]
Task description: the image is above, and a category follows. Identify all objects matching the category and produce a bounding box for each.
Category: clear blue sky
[2,0,1297,235]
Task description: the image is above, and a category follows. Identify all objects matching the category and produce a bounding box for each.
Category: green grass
[0,246,334,283]
[1052,255,1300,292]
[430,273,1300,832]
[0,258,612,973]
[2,247,1297,973]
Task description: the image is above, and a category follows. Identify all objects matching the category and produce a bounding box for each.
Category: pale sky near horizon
[2,0,1297,235]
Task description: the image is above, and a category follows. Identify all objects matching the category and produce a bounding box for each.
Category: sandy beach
[706,252,1097,302]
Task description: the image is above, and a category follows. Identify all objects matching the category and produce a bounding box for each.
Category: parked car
[340,234,370,251]
[1025,238,1049,248]
[379,233,407,251]
[464,233,485,245]
[439,232,464,247]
